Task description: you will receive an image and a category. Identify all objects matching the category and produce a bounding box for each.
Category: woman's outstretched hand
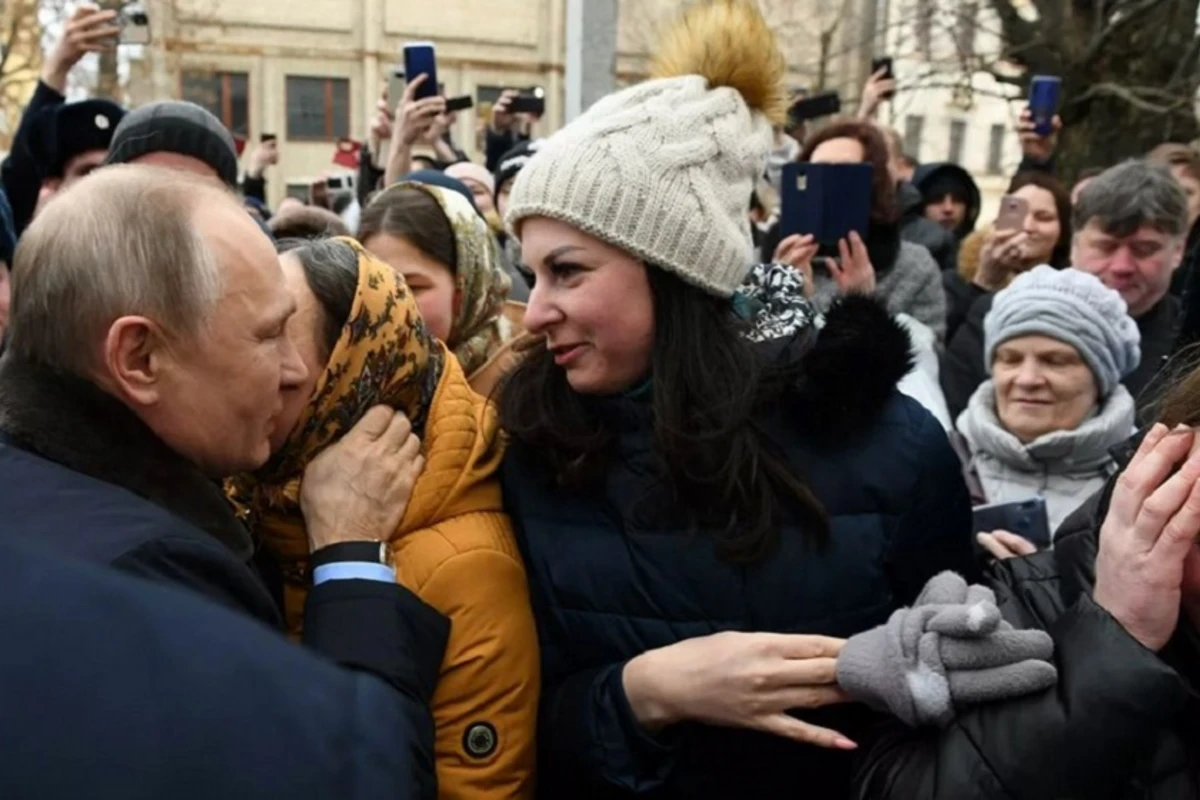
[622,631,857,749]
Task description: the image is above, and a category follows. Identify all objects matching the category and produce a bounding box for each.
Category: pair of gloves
[837,571,1058,728]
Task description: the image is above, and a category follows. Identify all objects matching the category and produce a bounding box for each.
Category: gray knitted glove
[836,571,1058,727]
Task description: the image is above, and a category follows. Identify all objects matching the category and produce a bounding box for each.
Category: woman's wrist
[622,649,677,732]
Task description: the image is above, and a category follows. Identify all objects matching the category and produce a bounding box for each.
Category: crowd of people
[4,2,1200,799]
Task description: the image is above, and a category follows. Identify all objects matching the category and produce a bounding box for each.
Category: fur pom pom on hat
[504,0,785,297]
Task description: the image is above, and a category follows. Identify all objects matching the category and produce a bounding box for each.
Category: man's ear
[101,316,170,408]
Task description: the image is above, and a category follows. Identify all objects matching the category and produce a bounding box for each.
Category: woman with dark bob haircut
[495,2,975,797]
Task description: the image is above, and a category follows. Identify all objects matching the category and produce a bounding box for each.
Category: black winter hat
[32,99,125,179]
[104,101,239,187]
[493,138,542,204]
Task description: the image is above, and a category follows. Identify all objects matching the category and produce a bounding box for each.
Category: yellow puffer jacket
[228,241,538,799]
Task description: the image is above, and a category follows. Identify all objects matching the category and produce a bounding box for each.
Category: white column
[564,0,617,123]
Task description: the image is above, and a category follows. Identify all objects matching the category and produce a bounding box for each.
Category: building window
[286,182,312,201]
[987,123,1005,174]
[181,71,249,137]
[955,2,979,57]
[904,114,924,161]
[948,119,967,165]
[286,76,350,140]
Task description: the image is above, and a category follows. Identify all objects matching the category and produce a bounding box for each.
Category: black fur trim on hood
[0,354,253,560]
[787,293,914,442]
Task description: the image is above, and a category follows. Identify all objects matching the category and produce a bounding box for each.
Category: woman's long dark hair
[1007,171,1072,269]
[499,266,829,564]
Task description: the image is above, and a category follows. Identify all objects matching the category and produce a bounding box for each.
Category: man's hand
[245,140,279,178]
[857,67,896,120]
[490,89,518,133]
[300,406,425,553]
[42,5,120,93]
[1094,424,1200,651]
[1017,107,1061,164]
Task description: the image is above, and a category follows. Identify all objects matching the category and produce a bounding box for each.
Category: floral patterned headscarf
[392,182,518,376]
[226,238,445,559]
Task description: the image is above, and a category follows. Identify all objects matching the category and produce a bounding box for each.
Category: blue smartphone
[1028,75,1061,137]
[971,497,1051,548]
[403,42,438,100]
[779,162,873,252]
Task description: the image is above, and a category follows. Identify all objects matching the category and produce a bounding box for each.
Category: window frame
[948,119,968,165]
[285,76,351,142]
[180,69,249,137]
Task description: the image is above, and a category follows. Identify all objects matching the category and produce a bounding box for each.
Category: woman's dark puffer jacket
[851,473,1200,799]
[501,297,978,799]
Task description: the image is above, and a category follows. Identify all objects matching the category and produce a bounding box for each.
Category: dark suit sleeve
[113,535,283,624]
[359,143,384,204]
[303,577,450,700]
[242,174,267,204]
[942,271,989,343]
[2,80,65,235]
[486,128,527,172]
[940,294,991,420]
[850,592,1187,799]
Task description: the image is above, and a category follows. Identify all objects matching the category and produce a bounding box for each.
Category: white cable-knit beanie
[984,265,1142,398]
[504,0,787,298]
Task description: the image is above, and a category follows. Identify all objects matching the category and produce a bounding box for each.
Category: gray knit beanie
[984,265,1141,398]
[504,0,787,298]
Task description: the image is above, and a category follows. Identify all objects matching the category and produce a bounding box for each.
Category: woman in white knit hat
[958,265,1141,559]
[497,2,976,797]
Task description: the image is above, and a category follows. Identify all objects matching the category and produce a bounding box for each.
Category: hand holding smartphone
[994,195,1029,232]
[403,42,438,101]
[1028,75,1062,137]
[971,498,1051,548]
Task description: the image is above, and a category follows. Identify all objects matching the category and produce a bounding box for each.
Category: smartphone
[445,95,475,113]
[994,195,1029,231]
[403,42,438,100]
[871,56,895,99]
[1028,75,1062,137]
[508,90,545,116]
[118,3,150,46]
[788,91,841,124]
[326,174,355,192]
[387,67,406,108]
[779,162,873,252]
[971,497,1052,548]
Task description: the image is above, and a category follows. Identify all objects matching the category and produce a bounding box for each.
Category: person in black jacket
[0,164,447,698]
[0,537,442,800]
[943,160,1187,421]
[1,5,125,235]
[497,3,976,797]
[912,162,982,244]
[852,415,1200,799]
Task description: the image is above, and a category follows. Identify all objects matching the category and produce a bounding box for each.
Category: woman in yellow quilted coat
[227,237,538,800]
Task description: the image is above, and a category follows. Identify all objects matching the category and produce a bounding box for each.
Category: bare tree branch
[1082,0,1166,65]
[1071,81,1196,115]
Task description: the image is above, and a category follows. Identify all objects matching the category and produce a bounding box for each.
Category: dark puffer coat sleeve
[885,405,979,602]
[941,293,992,420]
[539,662,680,793]
[850,521,1189,798]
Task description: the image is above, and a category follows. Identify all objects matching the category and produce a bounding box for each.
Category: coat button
[462,722,498,759]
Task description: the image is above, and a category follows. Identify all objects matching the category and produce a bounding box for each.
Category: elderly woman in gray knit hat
[493,1,983,797]
[956,265,1141,559]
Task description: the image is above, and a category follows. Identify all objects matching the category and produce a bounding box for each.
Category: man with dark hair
[942,160,1187,419]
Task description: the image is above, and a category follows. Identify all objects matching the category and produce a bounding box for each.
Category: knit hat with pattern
[504,0,787,298]
[984,265,1142,398]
